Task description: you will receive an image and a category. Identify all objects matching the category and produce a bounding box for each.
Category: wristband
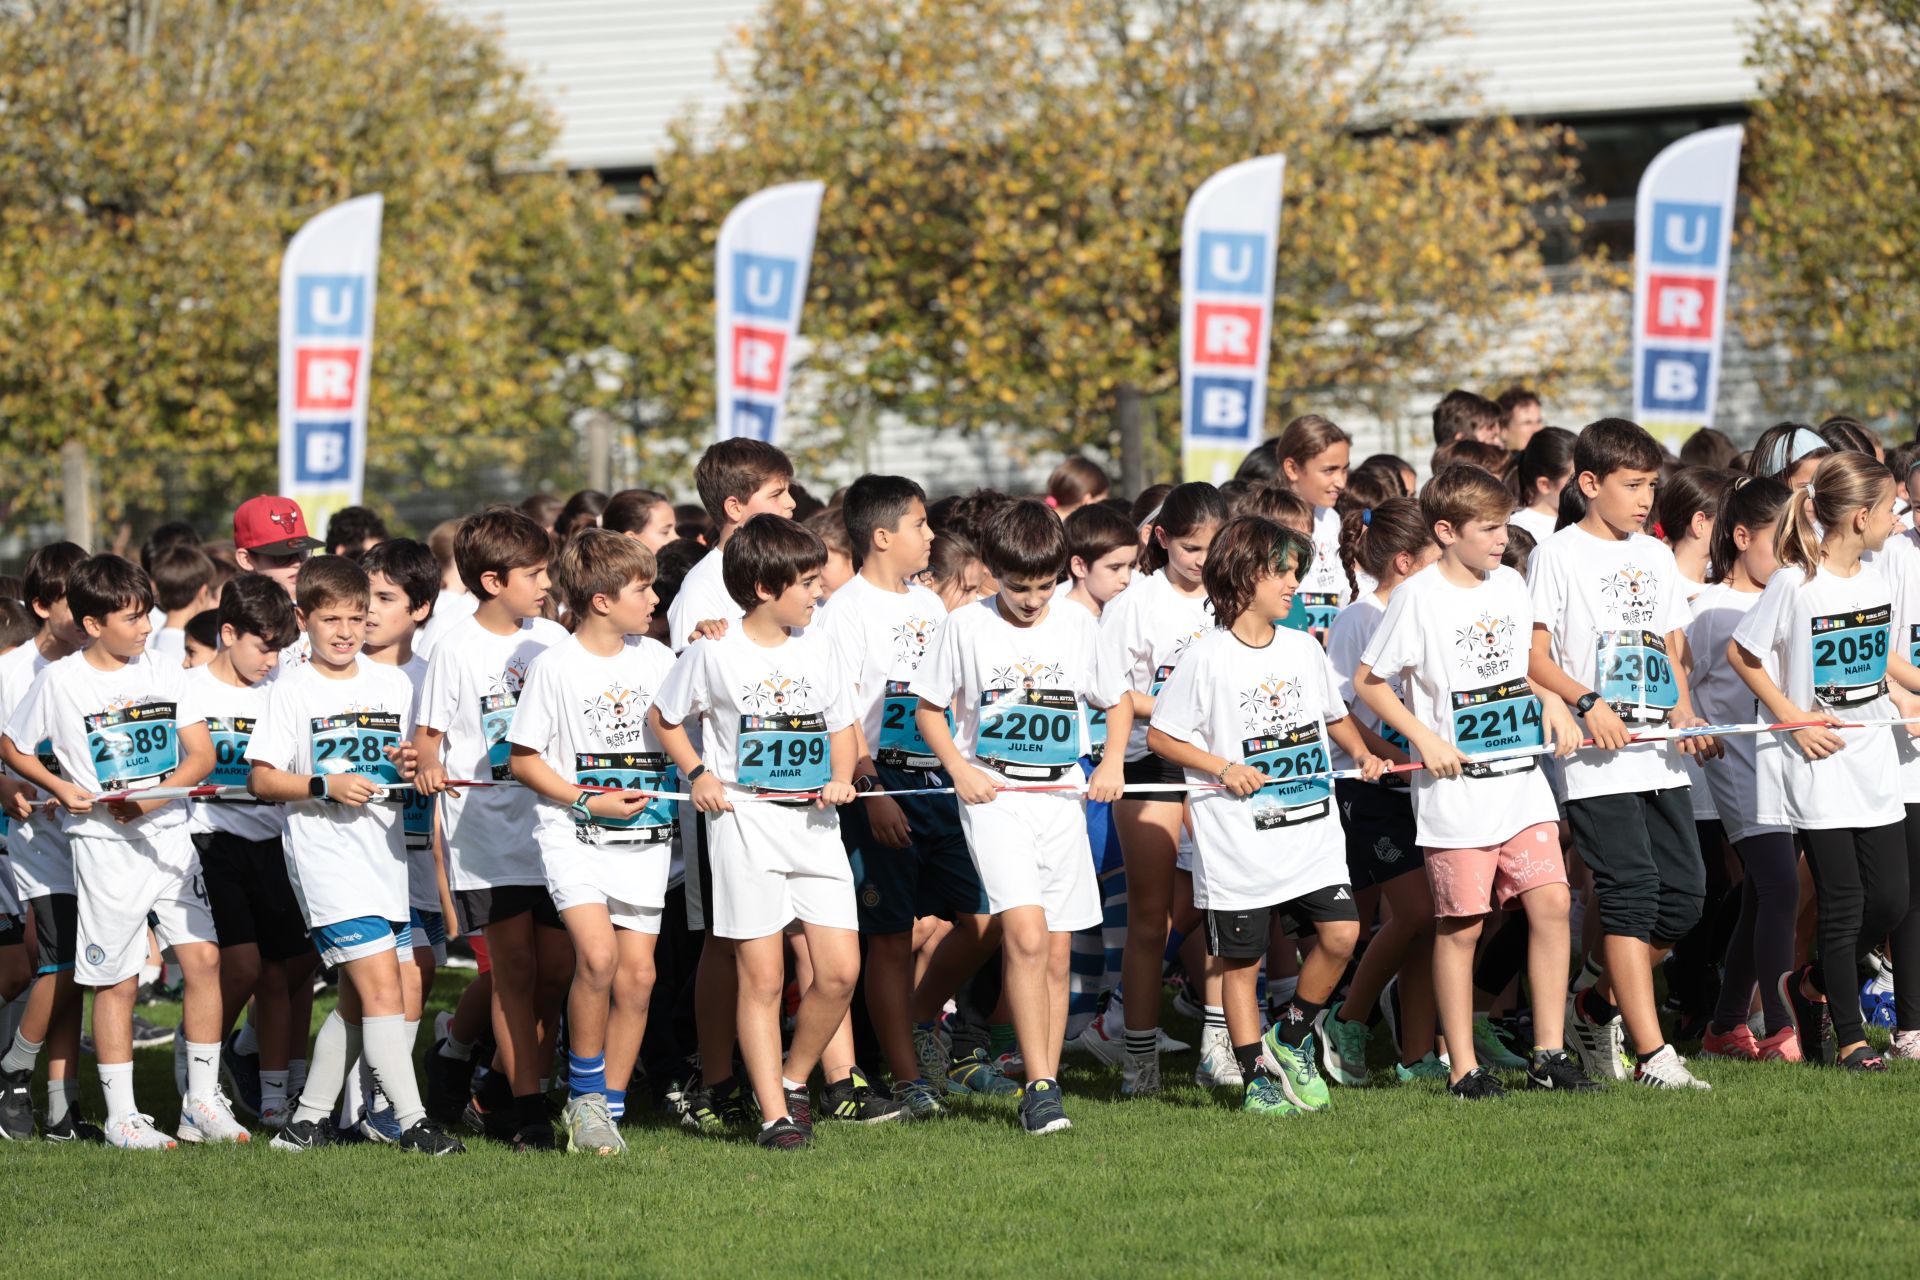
[687,764,707,784]
[570,791,594,825]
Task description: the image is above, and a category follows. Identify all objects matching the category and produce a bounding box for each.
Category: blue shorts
[408,906,449,964]
[312,916,412,967]
[841,764,990,934]
[1081,757,1125,877]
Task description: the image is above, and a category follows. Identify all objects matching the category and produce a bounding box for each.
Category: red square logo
[294,347,362,411]
[1644,274,1717,340]
[730,326,788,393]
[1191,303,1265,367]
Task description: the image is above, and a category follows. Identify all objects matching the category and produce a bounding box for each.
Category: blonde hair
[1774,450,1893,578]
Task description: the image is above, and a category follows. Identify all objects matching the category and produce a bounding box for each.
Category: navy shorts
[1334,779,1424,889]
[841,764,990,935]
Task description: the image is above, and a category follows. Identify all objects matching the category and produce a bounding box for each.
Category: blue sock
[605,1089,626,1121]
[568,1051,607,1099]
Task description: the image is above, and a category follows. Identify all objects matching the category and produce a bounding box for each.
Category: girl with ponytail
[1274,414,1353,642]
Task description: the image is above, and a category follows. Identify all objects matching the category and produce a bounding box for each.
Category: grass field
[6,971,1917,1279]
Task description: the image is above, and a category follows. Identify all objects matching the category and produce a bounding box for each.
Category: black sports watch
[1574,692,1600,716]
[309,774,331,802]
[853,774,880,795]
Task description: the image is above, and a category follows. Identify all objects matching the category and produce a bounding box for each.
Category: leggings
[1895,807,1920,1030]
[1711,831,1797,1036]
[1800,820,1908,1048]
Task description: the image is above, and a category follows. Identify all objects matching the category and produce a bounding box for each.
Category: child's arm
[915,699,998,805]
[247,762,385,807]
[1086,696,1129,803]
[1728,636,1846,761]
[850,721,911,849]
[410,725,457,797]
[1662,628,1722,760]
[1144,726,1265,798]
[820,725,857,810]
[0,734,91,816]
[0,775,39,820]
[1354,664,1463,780]
[648,708,732,814]
[1323,716,1387,782]
[1529,624,1631,750]
[104,721,214,822]
[508,745,649,822]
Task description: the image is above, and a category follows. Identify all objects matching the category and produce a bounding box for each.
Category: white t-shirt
[910,597,1121,780]
[1685,583,1785,841]
[1325,593,1400,772]
[416,614,570,890]
[1528,524,1692,799]
[1095,569,1213,762]
[12,650,201,843]
[508,634,678,908]
[652,627,854,793]
[814,574,950,769]
[384,654,439,911]
[0,642,68,876]
[1882,532,1920,802]
[665,550,742,655]
[1732,561,1903,830]
[1287,505,1352,641]
[1149,626,1351,909]
[1509,506,1558,545]
[247,660,415,927]
[181,664,282,843]
[149,627,187,668]
[414,589,478,662]
[1361,564,1560,848]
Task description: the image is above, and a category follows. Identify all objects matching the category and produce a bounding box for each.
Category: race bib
[1595,629,1679,724]
[977,688,1081,779]
[87,702,178,792]
[204,715,268,805]
[1907,622,1920,668]
[1811,605,1890,707]
[1450,678,1544,778]
[34,736,61,780]
[1149,662,1176,699]
[1086,704,1108,762]
[575,751,677,845]
[1245,723,1332,827]
[400,787,434,850]
[1281,592,1341,644]
[737,711,830,792]
[310,711,403,798]
[877,680,948,770]
[480,692,517,782]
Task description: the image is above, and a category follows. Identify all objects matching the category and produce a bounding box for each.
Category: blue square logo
[730,253,801,323]
[1639,347,1712,414]
[1193,231,1268,296]
[1187,375,1256,441]
[1646,202,1723,269]
[727,400,778,442]
[294,275,369,339]
[293,420,353,482]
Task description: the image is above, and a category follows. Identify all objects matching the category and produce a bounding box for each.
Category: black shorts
[1122,752,1186,796]
[1335,779,1424,889]
[1205,883,1359,959]
[1565,786,1705,944]
[29,893,77,975]
[454,884,563,932]
[0,911,22,948]
[193,831,310,962]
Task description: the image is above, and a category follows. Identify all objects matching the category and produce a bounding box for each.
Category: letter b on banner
[1189,376,1254,439]
[1640,348,1711,414]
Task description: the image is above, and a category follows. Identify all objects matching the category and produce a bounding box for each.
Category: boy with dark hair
[1,555,230,1148]
[1432,389,1505,451]
[325,505,391,558]
[183,610,221,668]
[911,500,1130,1135]
[413,508,571,1149]
[1495,385,1544,452]
[149,545,218,667]
[653,514,862,1150]
[1528,417,1720,1090]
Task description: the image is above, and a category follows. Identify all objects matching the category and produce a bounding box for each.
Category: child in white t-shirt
[1358,467,1595,1099]
[1272,414,1353,642]
[511,530,675,1154]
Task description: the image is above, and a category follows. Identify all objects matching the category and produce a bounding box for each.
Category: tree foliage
[1741,0,1920,423]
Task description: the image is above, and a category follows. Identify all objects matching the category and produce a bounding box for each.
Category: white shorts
[704,792,856,941]
[539,820,669,918]
[71,830,215,986]
[957,787,1101,931]
[9,821,74,900]
[549,883,664,935]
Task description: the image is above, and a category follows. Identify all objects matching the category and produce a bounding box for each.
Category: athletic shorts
[192,831,309,962]
[1424,821,1567,919]
[841,765,989,935]
[1335,780,1424,889]
[956,776,1100,932]
[1205,883,1359,959]
[0,854,22,923]
[703,789,857,941]
[0,911,22,949]
[454,883,563,932]
[408,907,450,966]
[1122,752,1186,795]
[312,916,412,967]
[72,832,216,987]
[28,894,76,975]
[549,883,664,935]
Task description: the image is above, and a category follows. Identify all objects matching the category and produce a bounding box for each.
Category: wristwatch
[1574,692,1600,716]
[853,775,880,795]
[308,774,331,802]
[570,791,594,825]
[687,764,707,784]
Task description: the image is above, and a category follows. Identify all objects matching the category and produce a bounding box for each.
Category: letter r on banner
[295,348,362,411]
[1645,274,1717,340]
[730,327,788,394]
[1192,303,1264,367]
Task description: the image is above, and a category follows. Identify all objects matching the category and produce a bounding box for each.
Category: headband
[1760,426,1825,478]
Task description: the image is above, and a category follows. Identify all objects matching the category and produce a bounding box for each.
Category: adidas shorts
[71,831,216,987]
[703,792,856,941]
[1205,882,1358,960]
[312,916,412,967]
[549,883,663,935]
[408,907,449,966]
[956,780,1100,932]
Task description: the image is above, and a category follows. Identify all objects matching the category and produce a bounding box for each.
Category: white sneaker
[1567,995,1628,1082]
[1171,985,1205,1022]
[1633,1044,1710,1090]
[259,1100,291,1130]
[1067,1011,1127,1067]
[1194,1025,1244,1088]
[1120,1050,1162,1097]
[178,1091,252,1143]
[107,1112,178,1150]
[1888,1029,1920,1060]
[1156,1028,1191,1054]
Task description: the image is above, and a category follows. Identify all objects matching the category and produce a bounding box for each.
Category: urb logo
[731,253,801,324]
[292,273,370,484]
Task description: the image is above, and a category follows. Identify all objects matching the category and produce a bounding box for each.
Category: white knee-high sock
[291,1011,360,1125]
[360,1014,425,1130]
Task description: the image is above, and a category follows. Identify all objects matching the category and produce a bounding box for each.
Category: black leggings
[1894,807,1920,1030]
[1801,821,1908,1047]
[1711,831,1797,1036]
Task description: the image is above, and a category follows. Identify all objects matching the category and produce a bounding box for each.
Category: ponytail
[1340,497,1434,598]
[1771,450,1893,579]
[1708,475,1789,583]
[1144,482,1228,574]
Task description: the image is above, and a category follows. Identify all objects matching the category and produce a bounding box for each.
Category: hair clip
[1361,509,1372,526]
[1805,483,1817,501]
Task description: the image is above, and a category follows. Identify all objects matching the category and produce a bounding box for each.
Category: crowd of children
[0,388,1917,1155]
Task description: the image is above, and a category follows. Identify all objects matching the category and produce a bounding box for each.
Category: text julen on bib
[87,702,178,792]
[1812,605,1890,708]
[310,711,403,802]
[1595,629,1679,725]
[1244,723,1331,828]
[877,680,951,771]
[977,688,1082,781]
[1450,678,1544,778]
[205,715,268,806]
[480,692,517,781]
[738,711,830,796]
[574,751,677,845]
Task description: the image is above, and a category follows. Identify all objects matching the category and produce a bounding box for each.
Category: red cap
[233,495,323,555]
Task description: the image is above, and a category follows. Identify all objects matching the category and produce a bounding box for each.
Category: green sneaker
[1473,1015,1529,1071]
[891,1077,949,1119]
[946,1048,1021,1096]
[1393,1053,1450,1083]
[1317,1001,1371,1087]
[1258,1026,1330,1111]
[1240,1074,1304,1117]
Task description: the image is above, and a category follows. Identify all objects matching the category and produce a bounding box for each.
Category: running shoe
[784,1083,814,1132]
[1393,1053,1450,1084]
[755,1116,810,1150]
[1779,966,1835,1066]
[177,1090,250,1144]
[1699,1023,1761,1060]
[890,1077,949,1119]
[562,1093,625,1155]
[269,1117,331,1152]
[1239,1074,1302,1117]
[1525,1048,1601,1092]
[823,1068,906,1124]
[0,1067,35,1140]
[512,1120,556,1151]
[131,1014,175,1050]
[259,1099,292,1130]
[221,1033,262,1119]
[1066,1010,1127,1067]
[400,1119,466,1155]
[1172,984,1206,1023]
[1257,1027,1330,1112]
[993,1049,1025,1078]
[358,1106,403,1143]
[1120,1050,1162,1097]
[1472,1014,1528,1070]
[1568,994,1629,1083]
[462,1094,516,1141]
[681,1077,749,1135]
[1317,1002,1371,1087]
[912,1023,950,1083]
[425,1042,473,1125]
[1448,1067,1506,1100]
[945,1048,1020,1096]
[1017,1079,1071,1135]
[1194,1025,1244,1088]
[1838,1045,1888,1073]
[42,1114,105,1143]
[1754,1026,1804,1063]
[1888,1029,1920,1061]
[1157,1028,1191,1054]
[107,1112,178,1149]
[1633,1044,1711,1090]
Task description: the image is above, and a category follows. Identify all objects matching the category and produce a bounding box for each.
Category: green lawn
[6,973,1917,1278]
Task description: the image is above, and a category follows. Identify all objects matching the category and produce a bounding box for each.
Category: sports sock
[234,1017,260,1056]
[1123,1028,1156,1058]
[100,1061,136,1120]
[1203,1005,1227,1033]
[173,1032,189,1095]
[1635,1045,1668,1066]
[1275,996,1324,1048]
[1,1030,43,1075]
[569,1051,607,1099]
[139,961,162,988]
[605,1088,626,1121]
[1233,1042,1263,1081]
[988,1023,1016,1057]
[260,1069,289,1117]
[360,1014,426,1129]
[780,1075,804,1093]
[288,1057,308,1098]
[184,1040,220,1100]
[1579,988,1619,1025]
[1570,953,1603,995]
[439,1032,474,1061]
[45,1076,75,1126]
[339,1056,370,1126]
[513,1092,547,1129]
[292,1011,360,1125]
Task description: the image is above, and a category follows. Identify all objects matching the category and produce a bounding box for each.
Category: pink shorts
[1424,822,1567,919]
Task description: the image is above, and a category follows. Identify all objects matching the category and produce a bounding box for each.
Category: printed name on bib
[205,714,268,804]
[575,751,677,844]
[1812,605,1890,708]
[86,701,179,791]
[737,711,830,792]
[400,785,433,849]
[877,679,949,769]
[977,687,1081,779]
[1450,678,1544,778]
[1245,723,1332,827]
[310,711,403,799]
[1595,629,1679,725]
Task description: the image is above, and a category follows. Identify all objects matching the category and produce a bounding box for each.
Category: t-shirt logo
[1599,566,1660,625]
[1454,612,1518,680]
[890,616,939,670]
[990,658,1064,691]
[491,656,532,700]
[741,672,813,713]
[581,683,651,747]
[1238,676,1301,734]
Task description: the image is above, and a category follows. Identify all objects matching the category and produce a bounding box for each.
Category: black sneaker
[130,1015,174,1050]
[425,1044,474,1125]
[822,1068,908,1124]
[0,1067,35,1141]
[511,1120,556,1152]
[269,1117,332,1151]
[1779,966,1835,1066]
[1838,1045,1888,1073]
[1492,1014,1531,1064]
[42,1114,106,1144]
[681,1075,749,1135]
[1448,1067,1507,1101]
[1526,1049,1602,1092]
[400,1118,467,1155]
[754,1116,810,1150]
[1018,1078,1072,1135]
[221,1033,262,1119]
[784,1083,814,1132]
[462,1095,517,1141]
